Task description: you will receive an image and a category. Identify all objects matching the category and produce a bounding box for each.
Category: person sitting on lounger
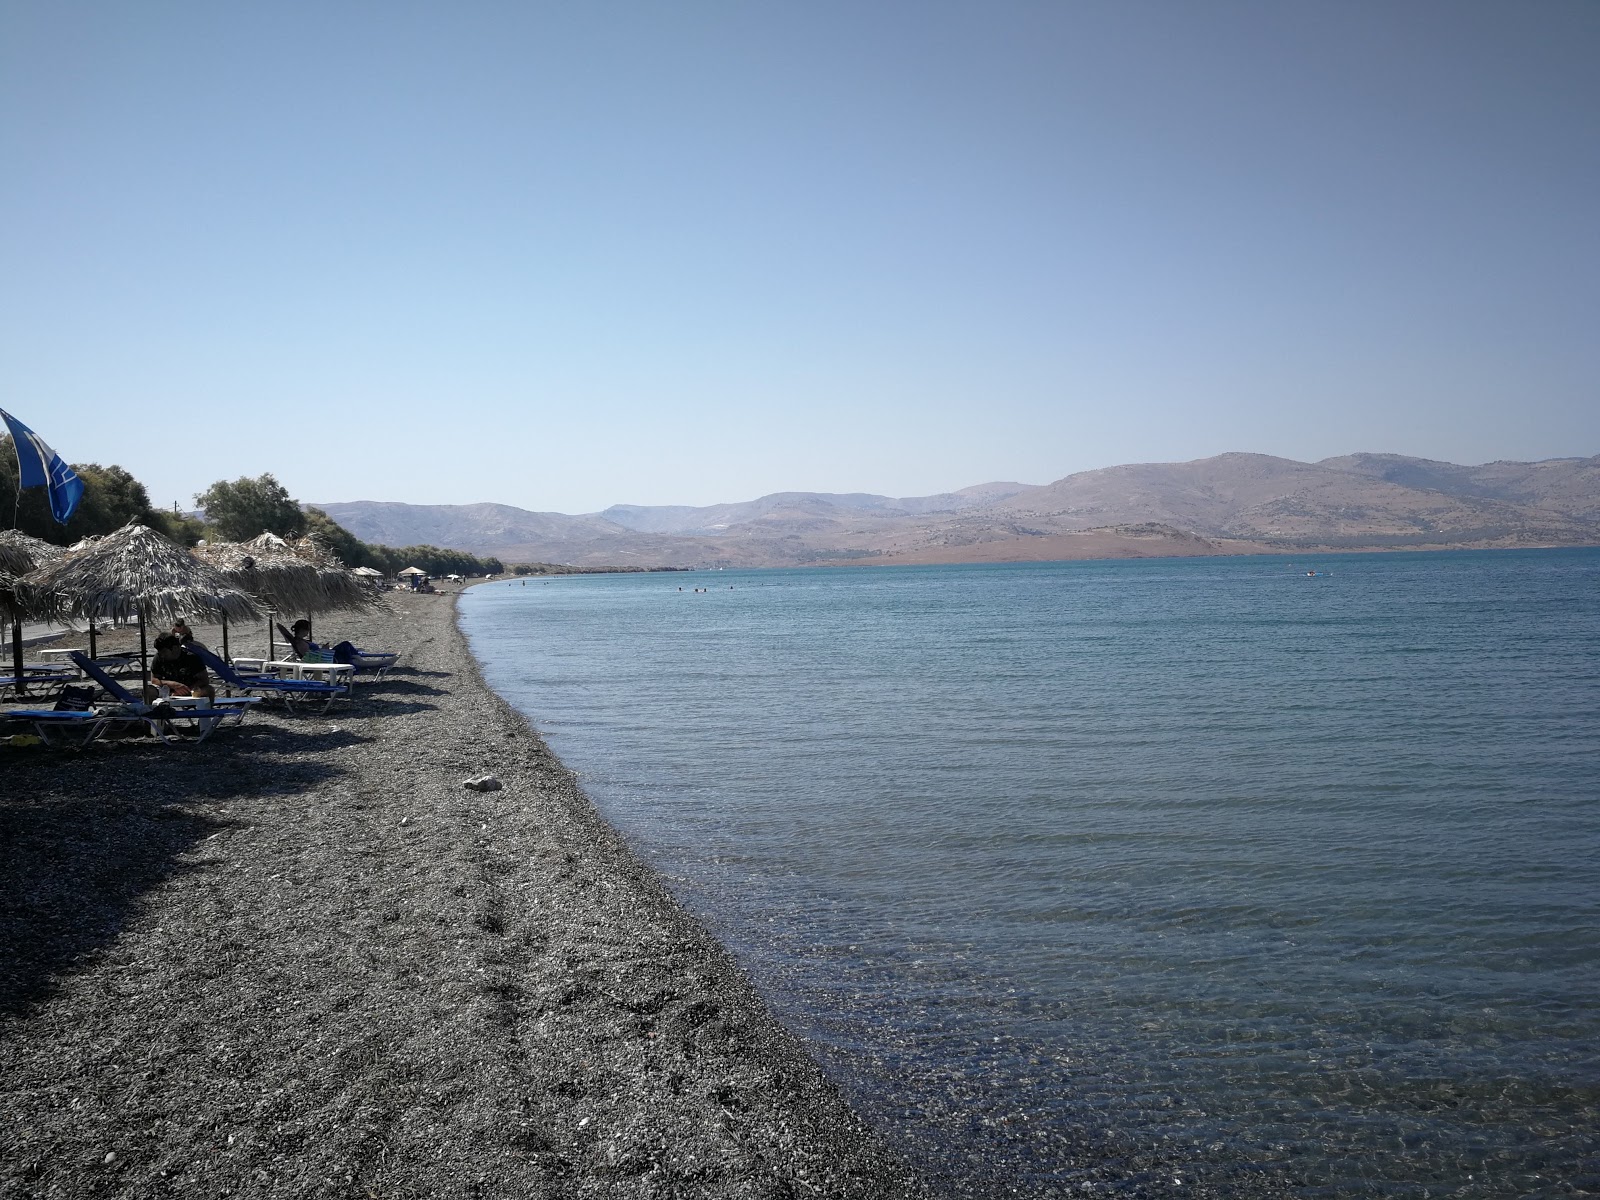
[170,619,206,650]
[146,633,215,701]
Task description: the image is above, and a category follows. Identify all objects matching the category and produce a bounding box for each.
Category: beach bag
[53,685,96,712]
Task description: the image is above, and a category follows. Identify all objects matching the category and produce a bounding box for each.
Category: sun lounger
[330,645,398,678]
[66,652,252,743]
[2,708,142,748]
[1,671,75,697]
[277,628,399,680]
[183,644,349,714]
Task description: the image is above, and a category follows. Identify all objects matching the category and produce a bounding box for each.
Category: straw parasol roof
[28,523,262,627]
[0,529,63,577]
[281,534,379,614]
[24,523,262,688]
[212,532,379,617]
[188,532,381,661]
[192,537,331,616]
[1,531,67,625]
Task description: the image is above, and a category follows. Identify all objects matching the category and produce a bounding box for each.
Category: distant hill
[316,452,1600,568]
[598,485,1031,537]
[990,452,1599,547]
[1319,452,1600,523]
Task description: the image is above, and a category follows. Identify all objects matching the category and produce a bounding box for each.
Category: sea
[459,549,1599,1198]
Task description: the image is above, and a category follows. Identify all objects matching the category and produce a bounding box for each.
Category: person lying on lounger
[145,633,215,701]
[279,620,389,666]
[280,620,317,657]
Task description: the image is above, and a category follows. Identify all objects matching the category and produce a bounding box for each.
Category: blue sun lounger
[67,652,254,743]
[3,708,144,747]
[275,625,399,680]
[183,644,349,713]
[2,671,75,697]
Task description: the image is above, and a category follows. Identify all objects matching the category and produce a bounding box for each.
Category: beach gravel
[1,588,933,1199]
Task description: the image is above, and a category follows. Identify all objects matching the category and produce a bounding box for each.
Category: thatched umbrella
[258,532,378,655]
[192,537,328,662]
[193,532,378,661]
[27,523,261,692]
[284,534,375,614]
[0,531,65,696]
[0,530,58,576]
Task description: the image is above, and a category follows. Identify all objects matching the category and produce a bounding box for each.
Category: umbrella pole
[11,620,23,699]
[139,614,149,697]
[220,614,232,697]
[88,620,98,661]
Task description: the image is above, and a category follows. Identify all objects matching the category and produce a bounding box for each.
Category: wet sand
[0,589,932,1198]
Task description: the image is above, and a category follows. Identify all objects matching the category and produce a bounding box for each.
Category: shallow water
[461,550,1600,1197]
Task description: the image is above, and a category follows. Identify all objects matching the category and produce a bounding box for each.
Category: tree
[148,508,207,546]
[195,473,307,542]
[68,464,154,537]
[303,507,370,567]
[377,543,503,576]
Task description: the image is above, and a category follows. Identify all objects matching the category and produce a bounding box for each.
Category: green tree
[382,544,502,576]
[148,508,207,546]
[195,473,307,542]
[68,464,154,536]
[303,506,370,567]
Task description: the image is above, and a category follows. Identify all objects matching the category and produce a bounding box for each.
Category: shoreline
[1,588,932,1197]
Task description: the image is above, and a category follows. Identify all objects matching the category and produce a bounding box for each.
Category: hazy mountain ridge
[1319,452,1600,523]
[316,451,1600,568]
[598,485,1028,537]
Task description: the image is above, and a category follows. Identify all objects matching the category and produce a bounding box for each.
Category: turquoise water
[460,550,1600,1197]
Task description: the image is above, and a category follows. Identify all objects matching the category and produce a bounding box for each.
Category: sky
[2,1,1596,515]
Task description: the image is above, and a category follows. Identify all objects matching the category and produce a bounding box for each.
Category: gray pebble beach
[1,586,932,1198]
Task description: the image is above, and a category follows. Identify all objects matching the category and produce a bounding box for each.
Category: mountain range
[315,451,1600,569]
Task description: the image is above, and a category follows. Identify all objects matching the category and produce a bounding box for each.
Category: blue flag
[1,408,86,525]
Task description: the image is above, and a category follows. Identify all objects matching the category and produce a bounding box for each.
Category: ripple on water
[463,551,1600,1198]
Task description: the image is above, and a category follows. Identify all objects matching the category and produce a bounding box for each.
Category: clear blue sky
[3,1,1596,515]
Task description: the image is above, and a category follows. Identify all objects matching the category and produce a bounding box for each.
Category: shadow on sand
[0,730,347,1018]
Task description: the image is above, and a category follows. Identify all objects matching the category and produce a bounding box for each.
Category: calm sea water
[460,550,1600,1198]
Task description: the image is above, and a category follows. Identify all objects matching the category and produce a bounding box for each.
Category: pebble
[463,775,503,792]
